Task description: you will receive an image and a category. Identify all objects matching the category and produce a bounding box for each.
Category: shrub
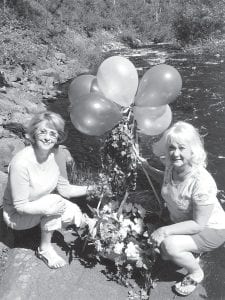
[172,2,225,45]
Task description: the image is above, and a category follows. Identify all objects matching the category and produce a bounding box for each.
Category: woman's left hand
[150,227,168,248]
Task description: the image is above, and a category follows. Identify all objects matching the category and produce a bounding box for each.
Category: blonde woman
[3,111,95,269]
[136,121,225,296]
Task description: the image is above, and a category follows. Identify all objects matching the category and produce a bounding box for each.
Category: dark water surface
[49,44,225,299]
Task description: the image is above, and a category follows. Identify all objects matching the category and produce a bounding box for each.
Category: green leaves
[102,111,138,197]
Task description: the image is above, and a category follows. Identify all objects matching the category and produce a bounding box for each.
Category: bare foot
[36,247,67,269]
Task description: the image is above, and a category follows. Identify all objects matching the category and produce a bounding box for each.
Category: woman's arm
[56,175,92,198]
[133,145,164,184]
[151,204,214,247]
[164,203,214,235]
[141,160,164,185]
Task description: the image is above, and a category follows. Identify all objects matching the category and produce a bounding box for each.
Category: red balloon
[70,93,122,136]
[135,64,182,107]
[68,75,95,105]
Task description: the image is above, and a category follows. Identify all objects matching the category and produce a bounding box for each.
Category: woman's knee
[161,236,179,259]
[61,201,83,227]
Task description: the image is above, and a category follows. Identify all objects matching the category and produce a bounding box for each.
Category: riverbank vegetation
[1,0,225,74]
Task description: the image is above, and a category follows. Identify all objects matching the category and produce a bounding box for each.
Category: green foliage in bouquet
[101,109,138,198]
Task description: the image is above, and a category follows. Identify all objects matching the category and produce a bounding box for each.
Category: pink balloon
[135,64,182,107]
[97,56,138,107]
[68,75,95,105]
[70,93,122,136]
[134,105,172,136]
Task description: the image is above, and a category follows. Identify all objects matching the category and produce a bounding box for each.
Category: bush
[172,2,225,45]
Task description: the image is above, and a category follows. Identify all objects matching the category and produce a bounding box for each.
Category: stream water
[50,43,225,196]
[48,44,225,299]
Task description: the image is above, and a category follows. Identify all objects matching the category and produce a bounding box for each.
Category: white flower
[119,227,129,239]
[95,240,103,252]
[122,219,133,228]
[114,242,124,255]
[143,231,149,238]
[131,218,144,234]
[124,203,133,213]
[125,242,141,261]
[135,204,146,218]
[102,204,111,213]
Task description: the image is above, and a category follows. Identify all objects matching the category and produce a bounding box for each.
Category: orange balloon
[134,105,172,136]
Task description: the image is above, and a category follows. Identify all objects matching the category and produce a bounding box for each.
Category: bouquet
[70,108,162,299]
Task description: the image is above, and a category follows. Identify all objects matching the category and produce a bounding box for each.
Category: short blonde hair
[26,111,66,145]
[163,121,207,167]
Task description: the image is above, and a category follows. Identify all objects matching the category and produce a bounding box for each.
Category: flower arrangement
[89,198,158,299]
[68,107,162,299]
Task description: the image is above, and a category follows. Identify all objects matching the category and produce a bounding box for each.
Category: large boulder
[0,137,25,173]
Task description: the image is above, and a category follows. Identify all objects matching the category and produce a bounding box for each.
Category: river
[49,43,225,199]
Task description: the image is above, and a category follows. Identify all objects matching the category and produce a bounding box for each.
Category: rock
[34,68,61,82]
[3,66,24,84]
[26,82,41,92]
[6,89,46,113]
[0,94,24,114]
[0,72,8,87]
[0,171,8,207]
[7,111,32,125]
[0,138,25,173]
[55,52,66,62]
[0,87,7,93]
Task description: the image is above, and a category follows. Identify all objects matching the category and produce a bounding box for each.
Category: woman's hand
[150,227,168,248]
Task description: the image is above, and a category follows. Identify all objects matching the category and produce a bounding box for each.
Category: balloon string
[141,165,163,217]
[117,190,129,218]
[132,139,163,217]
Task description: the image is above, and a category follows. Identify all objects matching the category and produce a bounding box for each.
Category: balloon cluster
[69,56,182,136]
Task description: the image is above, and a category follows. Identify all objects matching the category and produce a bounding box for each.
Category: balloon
[152,135,167,158]
[135,64,182,107]
[90,78,100,93]
[134,105,172,136]
[97,56,138,107]
[68,75,95,105]
[70,93,122,136]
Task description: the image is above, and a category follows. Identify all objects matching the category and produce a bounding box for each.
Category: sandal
[36,247,67,269]
[174,275,202,296]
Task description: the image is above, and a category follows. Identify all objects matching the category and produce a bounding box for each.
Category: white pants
[3,194,84,232]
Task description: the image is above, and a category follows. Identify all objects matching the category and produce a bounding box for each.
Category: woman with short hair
[3,111,95,269]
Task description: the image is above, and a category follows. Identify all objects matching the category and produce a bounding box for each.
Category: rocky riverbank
[0,35,130,289]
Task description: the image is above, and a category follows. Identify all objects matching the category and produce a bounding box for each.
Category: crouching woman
[3,111,95,269]
[137,121,225,296]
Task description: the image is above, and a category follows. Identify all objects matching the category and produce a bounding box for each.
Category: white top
[161,165,225,229]
[3,145,72,214]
